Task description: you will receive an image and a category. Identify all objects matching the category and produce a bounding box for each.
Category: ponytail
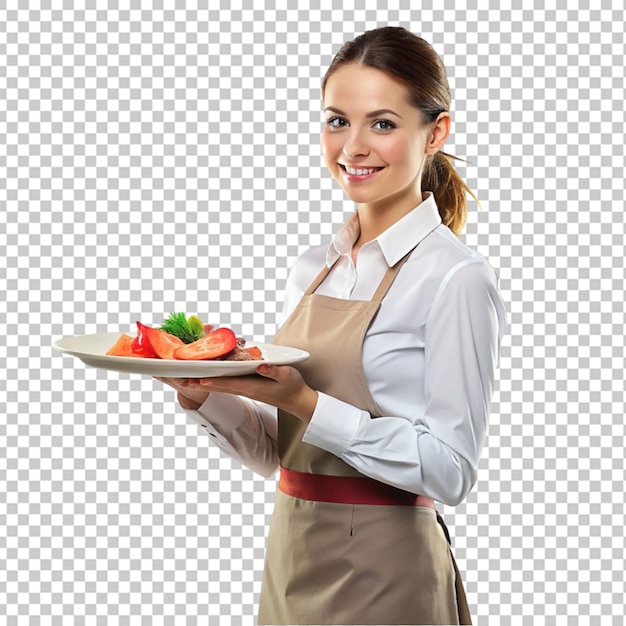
[422,151,478,236]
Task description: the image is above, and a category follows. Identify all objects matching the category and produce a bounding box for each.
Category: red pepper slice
[131,322,159,358]
[139,323,185,359]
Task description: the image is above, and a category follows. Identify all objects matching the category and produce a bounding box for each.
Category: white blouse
[187,193,508,505]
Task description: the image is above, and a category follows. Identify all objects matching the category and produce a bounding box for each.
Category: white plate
[53,332,310,378]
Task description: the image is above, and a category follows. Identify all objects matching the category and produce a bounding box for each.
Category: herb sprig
[160,312,205,344]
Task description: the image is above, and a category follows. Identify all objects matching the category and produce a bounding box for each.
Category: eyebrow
[324,106,403,119]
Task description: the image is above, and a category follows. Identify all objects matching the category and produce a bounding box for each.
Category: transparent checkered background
[1,2,624,624]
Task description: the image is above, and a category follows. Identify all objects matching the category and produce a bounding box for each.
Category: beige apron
[258,251,472,625]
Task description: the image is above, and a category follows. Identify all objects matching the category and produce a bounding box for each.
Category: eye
[326,116,349,129]
[372,119,396,131]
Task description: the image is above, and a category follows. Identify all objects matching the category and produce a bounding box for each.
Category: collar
[326,192,443,268]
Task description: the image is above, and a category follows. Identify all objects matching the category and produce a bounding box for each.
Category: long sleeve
[186,392,280,477]
[302,258,507,505]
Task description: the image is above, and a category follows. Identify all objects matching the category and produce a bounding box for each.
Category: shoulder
[402,223,505,306]
[399,224,498,291]
[418,224,489,267]
[418,227,508,334]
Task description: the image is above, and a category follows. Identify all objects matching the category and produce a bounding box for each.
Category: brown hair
[322,26,477,236]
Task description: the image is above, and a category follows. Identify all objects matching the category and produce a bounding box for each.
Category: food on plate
[159,312,210,344]
[171,327,237,361]
[136,321,185,359]
[106,315,263,362]
[229,342,263,361]
[106,334,141,357]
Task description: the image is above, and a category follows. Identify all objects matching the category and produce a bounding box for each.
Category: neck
[355,189,424,246]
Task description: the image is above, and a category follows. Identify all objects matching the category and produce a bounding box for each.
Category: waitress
[158,26,507,626]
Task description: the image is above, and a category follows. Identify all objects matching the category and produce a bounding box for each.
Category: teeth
[345,165,380,176]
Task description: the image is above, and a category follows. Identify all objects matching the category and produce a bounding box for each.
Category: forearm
[187,392,280,478]
[302,393,475,505]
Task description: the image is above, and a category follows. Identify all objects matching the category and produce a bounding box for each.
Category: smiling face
[321,63,447,220]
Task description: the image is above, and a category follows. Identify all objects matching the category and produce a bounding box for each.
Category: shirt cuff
[301,392,364,456]
[185,392,253,456]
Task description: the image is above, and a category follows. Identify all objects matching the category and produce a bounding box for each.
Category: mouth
[339,164,384,179]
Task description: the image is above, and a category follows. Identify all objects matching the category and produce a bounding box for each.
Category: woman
[158,26,507,625]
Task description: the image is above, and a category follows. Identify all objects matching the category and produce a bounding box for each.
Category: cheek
[320,131,342,173]
[320,130,336,159]
[379,135,412,165]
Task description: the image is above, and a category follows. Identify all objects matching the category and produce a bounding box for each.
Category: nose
[342,130,370,161]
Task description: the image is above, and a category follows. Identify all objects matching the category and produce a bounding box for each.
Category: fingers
[155,376,177,388]
[155,377,196,390]
[196,375,255,392]
[157,367,301,409]
[255,363,287,382]
[157,366,285,388]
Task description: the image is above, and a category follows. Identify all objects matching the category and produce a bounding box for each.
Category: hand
[155,377,211,410]
[177,364,318,423]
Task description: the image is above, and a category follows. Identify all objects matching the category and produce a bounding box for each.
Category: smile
[340,164,384,177]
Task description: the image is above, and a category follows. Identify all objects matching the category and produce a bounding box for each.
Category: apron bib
[258,252,472,625]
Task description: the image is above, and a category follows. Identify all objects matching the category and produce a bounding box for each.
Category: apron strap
[371,250,414,302]
[303,264,333,296]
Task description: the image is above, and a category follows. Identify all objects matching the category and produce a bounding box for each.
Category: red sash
[279,466,435,508]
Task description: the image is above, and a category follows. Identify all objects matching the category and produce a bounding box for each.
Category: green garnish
[160,312,206,344]
[187,315,205,338]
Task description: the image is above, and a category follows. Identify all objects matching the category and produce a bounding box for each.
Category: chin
[341,189,381,205]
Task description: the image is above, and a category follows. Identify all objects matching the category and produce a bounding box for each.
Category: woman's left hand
[174,364,318,423]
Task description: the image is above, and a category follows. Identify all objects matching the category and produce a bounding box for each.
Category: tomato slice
[107,333,139,357]
[173,327,238,360]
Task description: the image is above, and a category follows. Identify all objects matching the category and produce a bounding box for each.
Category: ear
[425,112,451,154]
